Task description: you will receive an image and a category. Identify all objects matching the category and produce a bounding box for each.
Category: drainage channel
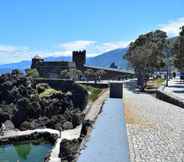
[78,82,130,162]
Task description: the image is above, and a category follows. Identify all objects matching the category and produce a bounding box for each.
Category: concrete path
[124,80,184,162]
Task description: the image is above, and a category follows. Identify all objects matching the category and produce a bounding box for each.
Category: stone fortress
[31,50,133,79]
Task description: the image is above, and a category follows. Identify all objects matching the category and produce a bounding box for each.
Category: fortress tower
[31,55,44,69]
[72,50,86,68]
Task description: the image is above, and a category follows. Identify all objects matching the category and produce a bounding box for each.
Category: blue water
[0,143,52,162]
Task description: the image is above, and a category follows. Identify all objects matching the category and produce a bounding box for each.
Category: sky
[0,0,184,64]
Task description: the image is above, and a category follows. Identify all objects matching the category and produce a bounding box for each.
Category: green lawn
[80,85,102,101]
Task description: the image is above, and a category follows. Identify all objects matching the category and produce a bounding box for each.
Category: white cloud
[0,45,33,63]
[96,41,130,53]
[0,45,18,53]
[159,17,184,37]
[57,40,130,57]
[59,40,96,51]
[0,40,130,64]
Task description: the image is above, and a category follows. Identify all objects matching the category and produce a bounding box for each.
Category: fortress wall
[84,66,127,80]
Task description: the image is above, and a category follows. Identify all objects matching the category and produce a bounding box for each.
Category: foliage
[173,26,184,71]
[60,69,82,80]
[80,85,102,101]
[124,30,167,91]
[110,62,118,68]
[26,68,39,78]
[11,69,21,75]
[39,88,60,98]
[145,78,165,89]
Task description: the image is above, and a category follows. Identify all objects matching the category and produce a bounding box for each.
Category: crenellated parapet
[31,55,44,69]
[72,50,86,68]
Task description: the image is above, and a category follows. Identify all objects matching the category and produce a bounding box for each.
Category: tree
[26,68,39,78]
[11,69,21,75]
[60,69,82,80]
[110,62,118,69]
[124,30,167,91]
[173,26,184,71]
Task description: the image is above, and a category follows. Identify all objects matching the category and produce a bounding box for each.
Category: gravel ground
[124,81,184,162]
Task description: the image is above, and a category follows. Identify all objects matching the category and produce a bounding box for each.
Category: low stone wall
[79,82,109,89]
[156,88,184,108]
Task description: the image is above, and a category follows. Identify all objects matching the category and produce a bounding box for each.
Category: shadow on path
[168,85,184,88]
[124,80,139,93]
[124,80,157,96]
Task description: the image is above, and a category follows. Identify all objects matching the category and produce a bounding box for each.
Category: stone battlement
[72,50,86,68]
[31,50,86,78]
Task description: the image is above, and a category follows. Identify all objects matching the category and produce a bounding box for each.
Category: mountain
[0,57,72,74]
[0,48,128,74]
[87,48,128,68]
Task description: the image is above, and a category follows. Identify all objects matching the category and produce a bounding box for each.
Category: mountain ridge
[0,48,128,74]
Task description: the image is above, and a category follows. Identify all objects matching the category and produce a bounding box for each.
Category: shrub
[26,69,39,78]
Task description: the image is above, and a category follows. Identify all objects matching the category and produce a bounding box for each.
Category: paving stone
[124,85,184,162]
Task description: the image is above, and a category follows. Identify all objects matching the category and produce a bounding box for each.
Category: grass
[145,78,165,89]
[39,88,60,98]
[80,85,102,101]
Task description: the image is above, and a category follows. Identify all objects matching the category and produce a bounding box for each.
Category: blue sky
[0,0,184,64]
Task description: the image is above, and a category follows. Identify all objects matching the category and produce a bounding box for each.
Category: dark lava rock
[81,120,93,136]
[60,139,81,161]
[27,117,50,130]
[4,120,15,130]
[69,84,88,111]
[63,121,73,130]
[0,104,16,123]
[71,112,84,128]
[0,71,88,131]
[19,121,32,131]
[36,83,49,94]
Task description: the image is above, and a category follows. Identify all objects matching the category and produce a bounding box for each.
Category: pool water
[0,143,52,162]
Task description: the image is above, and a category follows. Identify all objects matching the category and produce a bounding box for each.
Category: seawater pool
[0,143,52,162]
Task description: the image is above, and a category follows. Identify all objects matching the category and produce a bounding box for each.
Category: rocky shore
[0,70,88,131]
[0,70,108,162]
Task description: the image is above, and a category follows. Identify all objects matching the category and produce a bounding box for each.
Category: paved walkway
[124,81,184,162]
[163,79,184,102]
